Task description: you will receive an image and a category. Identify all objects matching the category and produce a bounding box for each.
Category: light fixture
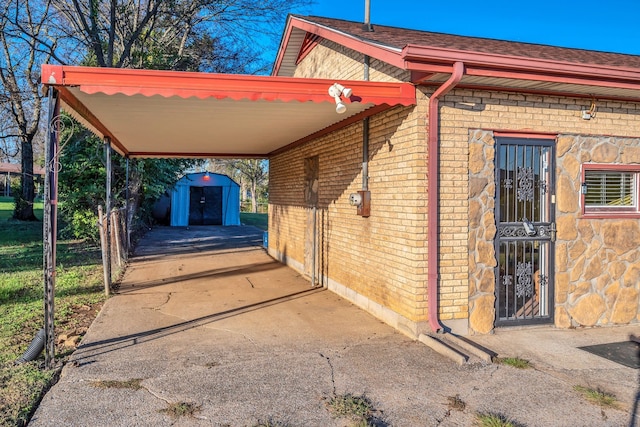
[203,171,211,181]
[328,83,353,114]
[581,99,597,120]
[332,83,353,98]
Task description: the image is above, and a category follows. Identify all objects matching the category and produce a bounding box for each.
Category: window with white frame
[582,164,640,217]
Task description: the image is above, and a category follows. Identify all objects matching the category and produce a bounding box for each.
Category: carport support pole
[43,87,60,369]
[125,157,130,257]
[104,137,112,292]
[311,206,317,287]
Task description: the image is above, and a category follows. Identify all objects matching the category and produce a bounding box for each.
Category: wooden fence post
[98,205,110,296]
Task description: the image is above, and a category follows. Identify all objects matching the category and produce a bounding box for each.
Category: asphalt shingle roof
[302,16,640,69]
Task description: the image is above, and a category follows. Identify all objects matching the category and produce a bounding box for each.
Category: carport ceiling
[42,65,416,158]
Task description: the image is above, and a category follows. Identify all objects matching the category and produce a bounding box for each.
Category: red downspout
[427,61,465,333]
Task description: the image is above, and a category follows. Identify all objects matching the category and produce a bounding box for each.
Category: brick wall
[271,37,640,336]
[270,104,431,336]
[293,39,410,82]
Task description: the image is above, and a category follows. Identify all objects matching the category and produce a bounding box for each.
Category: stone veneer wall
[467,130,497,334]
[554,135,640,327]
[468,132,640,333]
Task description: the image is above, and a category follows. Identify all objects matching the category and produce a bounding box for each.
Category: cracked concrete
[29,226,638,427]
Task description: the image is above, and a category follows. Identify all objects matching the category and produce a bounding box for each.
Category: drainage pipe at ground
[15,329,46,364]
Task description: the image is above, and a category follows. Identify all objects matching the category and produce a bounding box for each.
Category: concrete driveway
[30,226,638,426]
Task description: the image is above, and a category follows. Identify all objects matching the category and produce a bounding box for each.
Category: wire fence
[98,206,128,294]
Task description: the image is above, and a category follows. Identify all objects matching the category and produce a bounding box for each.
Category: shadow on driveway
[29,226,635,427]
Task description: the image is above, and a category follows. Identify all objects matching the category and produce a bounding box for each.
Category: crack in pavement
[319,352,336,396]
[153,292,173,310]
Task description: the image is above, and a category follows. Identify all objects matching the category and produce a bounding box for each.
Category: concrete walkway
[30,227,638,426]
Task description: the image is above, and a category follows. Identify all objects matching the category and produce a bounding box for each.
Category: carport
[39,64,415,367]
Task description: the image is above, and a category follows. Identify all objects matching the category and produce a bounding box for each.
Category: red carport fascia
[42,64,415,105]
[427,61,464,334]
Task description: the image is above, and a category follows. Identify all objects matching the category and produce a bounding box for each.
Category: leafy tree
[50,0,309,73]
[229,159,268,213]
[57,116,193,241]
[0,0,55,220]
[206,159,268,212]
[6,0,308,229]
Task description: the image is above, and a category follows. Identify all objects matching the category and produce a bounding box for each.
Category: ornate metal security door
[495,138,555,326]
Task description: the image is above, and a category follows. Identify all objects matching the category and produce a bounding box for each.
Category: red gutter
[427,61,464,333]
[402,45,640,82]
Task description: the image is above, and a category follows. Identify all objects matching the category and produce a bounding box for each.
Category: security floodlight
[328,83,353,114]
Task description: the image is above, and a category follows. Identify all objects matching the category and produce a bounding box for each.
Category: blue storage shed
[170,172,240,226]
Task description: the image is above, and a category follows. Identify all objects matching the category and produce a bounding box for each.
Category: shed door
[495,138,555,326]
[189,186,223,225]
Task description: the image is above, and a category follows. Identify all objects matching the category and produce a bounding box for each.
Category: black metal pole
[104,137,112,291]
[43,87,60,369]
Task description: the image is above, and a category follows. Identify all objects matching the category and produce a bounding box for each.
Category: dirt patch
[55,302,103,355]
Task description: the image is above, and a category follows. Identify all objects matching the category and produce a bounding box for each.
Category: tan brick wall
[293,39,410,82]
[271,37,640,335]
[270,105,429,329]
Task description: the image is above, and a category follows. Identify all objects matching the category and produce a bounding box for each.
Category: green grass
[91,378,144,390]
[325,393,377,426]
[0,196,42,221]
[475,412,522,427]
[0,198,106,426]
[573,385,619,408]
[240,212,268,230]
[494,356,532,369]
[160,401,201,419]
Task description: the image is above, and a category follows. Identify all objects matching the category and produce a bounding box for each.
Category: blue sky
[293,0,640,55]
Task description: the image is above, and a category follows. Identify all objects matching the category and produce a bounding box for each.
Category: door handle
[523,218,536,236]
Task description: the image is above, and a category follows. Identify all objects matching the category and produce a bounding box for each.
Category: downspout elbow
[427,61,465,333]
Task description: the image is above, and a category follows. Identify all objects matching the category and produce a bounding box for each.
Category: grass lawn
[0,197,106,426]
[240,212,268,231]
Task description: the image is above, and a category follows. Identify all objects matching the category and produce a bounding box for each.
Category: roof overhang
[276,16,640,102]
[403,45,640,101]
[41,65,416,158]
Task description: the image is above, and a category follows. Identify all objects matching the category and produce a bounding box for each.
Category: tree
[229,159,268,213]
[50,0,309,73]
[0,0,55,220]
[57,116,193,241]
[7,0,307,226]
